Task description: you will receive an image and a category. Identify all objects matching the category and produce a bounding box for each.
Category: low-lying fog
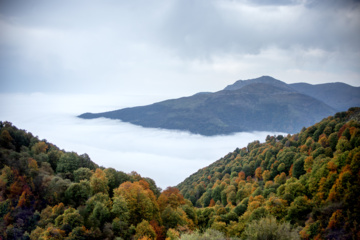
[1,93,286,189]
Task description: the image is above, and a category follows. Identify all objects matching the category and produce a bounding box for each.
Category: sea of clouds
[0,93,286,189]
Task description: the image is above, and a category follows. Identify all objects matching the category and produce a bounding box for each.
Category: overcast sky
[1,0,360,97]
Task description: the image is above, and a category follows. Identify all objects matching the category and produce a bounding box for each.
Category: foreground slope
[0,121,197,239]
[79,77,336,135]
[177,107,360,239]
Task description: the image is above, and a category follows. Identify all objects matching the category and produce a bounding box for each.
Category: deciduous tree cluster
[177,107,360,239]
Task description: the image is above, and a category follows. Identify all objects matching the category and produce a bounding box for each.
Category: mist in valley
[0,93,286,189]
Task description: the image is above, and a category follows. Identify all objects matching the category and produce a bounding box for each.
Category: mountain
[176,107,360,239]
[224,76,360,112]
[290,82,360,111]
[79,76,340,135]
[79,83,335,135]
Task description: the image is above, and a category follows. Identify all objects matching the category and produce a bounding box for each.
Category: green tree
[111,195,129,223]
[88,201,110,228]
[47,149,62,171]
[104,167,121,196]
[292,157,306,179]
[286,196,312,225]
[45,176,71,204]
[284,181,306,198]
[54,207,84,231]
[65,180,91,207]
[328,132,338,151]
[56,152,80,174]
[161,206,188,230]
[85,192,112,228]
[336,136,352,152]
[211,185,222,203]
[277,163,286,173]
[73,168,93,182]
[0,129,14,149]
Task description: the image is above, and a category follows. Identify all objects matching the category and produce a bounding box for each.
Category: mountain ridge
[289,82,360,111]
[223,75,295,92]
[79,76,359,135]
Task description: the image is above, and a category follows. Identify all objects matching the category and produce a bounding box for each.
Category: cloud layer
[0,93,285,189]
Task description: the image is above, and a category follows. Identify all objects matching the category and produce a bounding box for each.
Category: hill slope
[79,78,336,135]
[177,107,360,239]
[0,121,195,239]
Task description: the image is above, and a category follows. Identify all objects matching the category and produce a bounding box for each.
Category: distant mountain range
[78,76,360,135]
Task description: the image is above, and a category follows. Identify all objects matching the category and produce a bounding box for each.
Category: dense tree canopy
[177,107,360,239]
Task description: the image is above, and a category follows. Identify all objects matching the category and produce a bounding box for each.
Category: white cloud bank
[0,93,285,189]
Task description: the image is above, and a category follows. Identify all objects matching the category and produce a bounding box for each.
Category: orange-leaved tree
[114,181,160,226]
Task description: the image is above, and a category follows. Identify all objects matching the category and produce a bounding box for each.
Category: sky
[1,0,360,188]
[1,0,360,97]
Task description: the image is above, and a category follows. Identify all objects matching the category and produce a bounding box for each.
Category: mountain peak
[223,76,292,91]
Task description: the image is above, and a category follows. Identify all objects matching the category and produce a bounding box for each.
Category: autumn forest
[1,107,360,239]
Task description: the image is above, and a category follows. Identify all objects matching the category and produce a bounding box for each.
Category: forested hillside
[0,121,197,239]
[1,107,360,239]
[177,107,360,239]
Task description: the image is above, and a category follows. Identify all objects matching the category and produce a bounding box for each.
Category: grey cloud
[0,0,359,94]
[159,0,360,58]
[154,0,360,86]
[233,0,360,7]
[0,0,175,93]
[243,0,302,6]
[159,0,227,58]
[304,0,360,9]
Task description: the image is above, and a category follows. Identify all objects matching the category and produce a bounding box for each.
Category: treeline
[1,107,360,239]
[177,107,360,239]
